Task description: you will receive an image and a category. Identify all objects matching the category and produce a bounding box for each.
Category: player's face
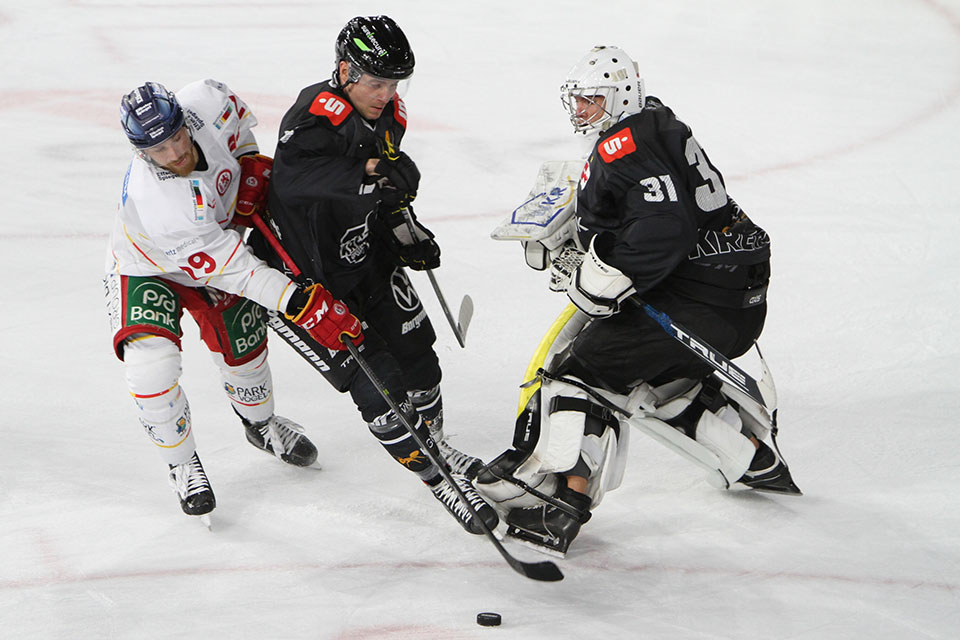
[340,62,402,120]
[573,95,607,126]
[143,127,197,176]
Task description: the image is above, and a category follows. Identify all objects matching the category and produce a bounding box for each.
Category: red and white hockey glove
[235,154,273,218]
[285,284,363,351]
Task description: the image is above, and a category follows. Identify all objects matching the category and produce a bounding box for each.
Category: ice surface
[1,1,958,638]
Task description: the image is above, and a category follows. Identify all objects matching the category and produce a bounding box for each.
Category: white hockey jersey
[106,79,295,312]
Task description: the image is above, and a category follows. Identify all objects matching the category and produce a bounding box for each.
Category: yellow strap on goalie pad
[516,303,579,416]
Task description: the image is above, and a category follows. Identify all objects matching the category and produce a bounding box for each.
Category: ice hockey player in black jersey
[477,46,800,557]
[250,15,496,536]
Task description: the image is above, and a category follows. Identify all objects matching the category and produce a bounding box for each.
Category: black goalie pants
[563,290,766,394]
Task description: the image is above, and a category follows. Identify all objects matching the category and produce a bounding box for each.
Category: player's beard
[164,145,198,177]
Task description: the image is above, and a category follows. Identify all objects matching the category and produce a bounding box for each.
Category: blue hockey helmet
[120,82,185,149]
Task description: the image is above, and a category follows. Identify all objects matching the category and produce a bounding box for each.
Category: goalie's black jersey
[261,79,408,297]
[576,97,770,307]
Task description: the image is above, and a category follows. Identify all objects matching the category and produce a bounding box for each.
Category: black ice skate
[738,440,802,495]
[168,452,216,516]
[505,484,592,557]
[436,438,484,480]
[430,475,500,535]
[242,415,318,467]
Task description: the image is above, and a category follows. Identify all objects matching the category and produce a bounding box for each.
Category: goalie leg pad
[531,375,619,474]
[123,335,195,466]
[693,407,755,486]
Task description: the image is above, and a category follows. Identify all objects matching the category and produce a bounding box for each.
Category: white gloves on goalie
[565,237,637,318]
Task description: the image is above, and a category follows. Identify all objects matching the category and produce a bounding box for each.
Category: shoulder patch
[598,128,637,163]
[308,91,353,126]
[392,95,407,129]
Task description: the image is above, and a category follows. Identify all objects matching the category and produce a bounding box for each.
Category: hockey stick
[250,211,561,581]
[632,298,776,411]
[250,213,302,279]
[402,208,473,348]
[342,335,563,582]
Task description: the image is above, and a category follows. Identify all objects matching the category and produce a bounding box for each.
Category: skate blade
[732,479,803,496]
[505,527,568,559]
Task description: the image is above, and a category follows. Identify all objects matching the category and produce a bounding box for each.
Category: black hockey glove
[377,206,441,271]
[374,152,420,200]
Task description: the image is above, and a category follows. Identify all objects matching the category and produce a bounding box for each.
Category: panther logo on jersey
[599,128,636,163]
[339,218,371,264]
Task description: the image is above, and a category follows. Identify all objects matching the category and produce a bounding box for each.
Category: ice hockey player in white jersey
[104,80,364,520]
[477,47,800,557]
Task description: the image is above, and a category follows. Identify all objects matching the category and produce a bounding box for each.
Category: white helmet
[560,46,645,133]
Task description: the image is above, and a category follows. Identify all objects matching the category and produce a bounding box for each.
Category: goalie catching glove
[285,284,363,351]
[378,205,441,271]
[567,236,636,318]
[234,154,273,218]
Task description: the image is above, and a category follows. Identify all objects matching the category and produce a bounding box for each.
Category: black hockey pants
[267,266,440,422]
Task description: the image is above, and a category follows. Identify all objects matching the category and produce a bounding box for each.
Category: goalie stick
[632,298,777,412]
[251,212,562,582]
[343,336,564,582]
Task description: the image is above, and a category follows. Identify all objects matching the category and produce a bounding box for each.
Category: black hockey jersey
[262,79,409,296]
[576,97,770,308]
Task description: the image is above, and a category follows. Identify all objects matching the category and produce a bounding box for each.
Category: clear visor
[560,84,614,132]
[348,65,412,99]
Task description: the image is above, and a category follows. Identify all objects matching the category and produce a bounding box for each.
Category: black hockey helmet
[335,15,415,81]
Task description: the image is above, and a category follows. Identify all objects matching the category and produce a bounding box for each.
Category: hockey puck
[477,612,502,627]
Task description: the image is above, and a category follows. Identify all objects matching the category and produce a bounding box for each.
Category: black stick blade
[515,559,564,582]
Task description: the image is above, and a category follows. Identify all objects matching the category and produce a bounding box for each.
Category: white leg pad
[582,422,629,507]
[213,349,274,424]
[529,376,593,474]
[478,455,561,516]
[694,407,755,485]
[123,336,195,466]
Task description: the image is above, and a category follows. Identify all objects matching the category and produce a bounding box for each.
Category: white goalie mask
[560,46,645,133]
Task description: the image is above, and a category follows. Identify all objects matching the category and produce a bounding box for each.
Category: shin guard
[368,409,441,482]
[123,335,195,466]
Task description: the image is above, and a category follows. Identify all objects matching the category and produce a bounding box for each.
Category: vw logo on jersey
[216,169,232,196]
[390,268,421,312]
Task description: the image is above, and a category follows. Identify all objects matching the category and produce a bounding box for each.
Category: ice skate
[738,440,802,495]
[168,452,216,517]
[436,438,484,480]
[430,475,499,535]
[243,415,318,467]
[505,485,592,557]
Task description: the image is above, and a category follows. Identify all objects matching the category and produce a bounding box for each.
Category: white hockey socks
[214,350,275,425]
